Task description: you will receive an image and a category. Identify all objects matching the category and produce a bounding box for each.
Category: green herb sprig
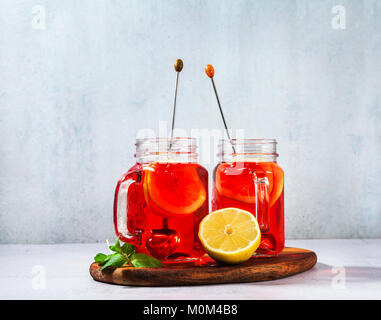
[94,237,162,271]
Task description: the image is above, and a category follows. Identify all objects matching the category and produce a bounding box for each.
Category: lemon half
[198,208,261,264]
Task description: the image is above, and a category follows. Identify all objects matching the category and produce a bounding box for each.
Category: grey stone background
[0,0,380,243]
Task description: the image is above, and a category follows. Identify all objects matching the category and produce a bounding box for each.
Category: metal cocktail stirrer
[169,59,184,150]
[156,59,184,253]
[205,64,236,154]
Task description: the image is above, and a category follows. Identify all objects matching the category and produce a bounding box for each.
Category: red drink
[212,139,284,255]
[114,138,208,262]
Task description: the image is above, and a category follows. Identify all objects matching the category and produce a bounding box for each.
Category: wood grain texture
[89,247,317,286]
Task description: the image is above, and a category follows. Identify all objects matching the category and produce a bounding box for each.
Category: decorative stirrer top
[174,59,183,72]
[205,64,214,78]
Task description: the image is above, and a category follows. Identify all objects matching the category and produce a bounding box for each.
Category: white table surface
[1,239,380,300]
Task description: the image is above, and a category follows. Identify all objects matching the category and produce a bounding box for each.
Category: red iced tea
[114,138,208,262]
[212,139,284,255]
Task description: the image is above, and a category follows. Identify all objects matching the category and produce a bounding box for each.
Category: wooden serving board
[90,247,317,286]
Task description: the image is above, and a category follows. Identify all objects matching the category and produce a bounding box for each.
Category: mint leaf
[94,253,108,264]
[94,237,161,272]
[101,253,127,271]
[95,252,120,265]
[109,237,121,253]
[96,253,119,266]
[114,237,121,250]
[109,239,134,259]
[130,253,162,268]
[121,243,135,257]
[103,253,118,263]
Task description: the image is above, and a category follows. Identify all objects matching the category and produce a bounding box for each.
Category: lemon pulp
[198,208,261,264]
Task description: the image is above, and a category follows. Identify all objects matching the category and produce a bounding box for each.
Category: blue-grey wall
[1,0,380,243]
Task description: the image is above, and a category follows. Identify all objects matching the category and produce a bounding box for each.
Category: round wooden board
[90,247,317,286]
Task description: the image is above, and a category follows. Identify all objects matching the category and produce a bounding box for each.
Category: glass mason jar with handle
[212,139,284,255]
[114,137,208,262]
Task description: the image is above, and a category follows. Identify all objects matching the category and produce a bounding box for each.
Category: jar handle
[253,172,270,233]
[113,171,138,244]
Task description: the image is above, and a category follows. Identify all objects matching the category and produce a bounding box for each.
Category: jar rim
[136,136,196,142]
[135,137,198,163]
[218,138,278,161]
[219,138,277,144]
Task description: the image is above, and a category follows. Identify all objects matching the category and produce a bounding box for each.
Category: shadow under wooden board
[89,247,317,287]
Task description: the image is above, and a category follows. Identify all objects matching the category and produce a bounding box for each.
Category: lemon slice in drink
[198,208,261,264]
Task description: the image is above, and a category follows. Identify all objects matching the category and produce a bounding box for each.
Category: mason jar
[212,139,284,255]
[114,137,208,262]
